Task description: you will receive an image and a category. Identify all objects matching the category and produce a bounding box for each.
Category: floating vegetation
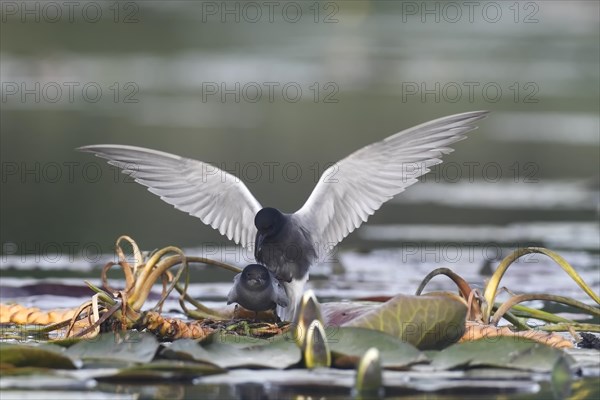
[414,247,600,348]
[0,236,598,395]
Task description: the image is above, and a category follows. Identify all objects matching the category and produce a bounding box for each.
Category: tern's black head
[254,207,286,235]
[240,264,271,290]
[254,208,287,260]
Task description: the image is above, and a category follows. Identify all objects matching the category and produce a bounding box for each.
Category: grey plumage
[254,207,316,283]
[227,264,288,313]
[78,110,489,321]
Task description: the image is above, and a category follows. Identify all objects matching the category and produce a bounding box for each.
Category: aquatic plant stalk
[491,294,600,326]
[482,247,600,321]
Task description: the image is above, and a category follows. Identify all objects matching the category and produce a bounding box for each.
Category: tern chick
[227,264,288,317]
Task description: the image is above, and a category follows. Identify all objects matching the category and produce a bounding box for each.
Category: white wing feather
[295,111,489,247]
[77,145,262,248]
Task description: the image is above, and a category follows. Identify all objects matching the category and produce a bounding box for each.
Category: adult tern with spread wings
[78,110,489,321]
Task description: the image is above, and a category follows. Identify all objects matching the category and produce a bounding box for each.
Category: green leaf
[322,302,378,326]
[97,360,225,382]
[0,343,76,369]
[430,337,573,372]
[328,327,426,369]
[205,332,271,347]
[166,333,301,369]
[65,331,159,364]
[329,295,466,350]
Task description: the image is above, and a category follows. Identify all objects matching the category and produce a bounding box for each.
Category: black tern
[227,263,288,315]
[78,110,489,320]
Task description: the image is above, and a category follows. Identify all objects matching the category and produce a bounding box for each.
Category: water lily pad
[0,375,97,391]
[430,337,574,372]
[206,332,271,347]
[97,360,225,382]
[0,343,76,369]
[0,391,135,400]
[322,302,380,326]
[65,331,159,364]
[328,327,426,369]
[333,295,466,350]
[166,334,301,369]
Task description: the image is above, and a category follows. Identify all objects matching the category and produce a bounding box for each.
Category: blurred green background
[1,1,598,258]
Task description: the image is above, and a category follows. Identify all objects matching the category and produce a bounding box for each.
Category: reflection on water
[490,112,600,145]
[361,221,599,249]
[394,180,599,210]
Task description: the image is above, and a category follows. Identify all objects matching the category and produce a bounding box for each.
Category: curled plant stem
[415,267,473,298]
[170,255,241,319]
[131,246,183,307]
[132,250,240,316]
[115,235,144,272]
[65,301,92,338]
[74,301,122,338]
[106,237,243,316]
[175,272,231,320]
[482,247,600,321]
[466,289,482,321]
[151,254,239,319]
[416,268,484,323]
[491,293,600,326]
[151,256,188,313]
[102,261,135,296]
[176,286,226,320]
